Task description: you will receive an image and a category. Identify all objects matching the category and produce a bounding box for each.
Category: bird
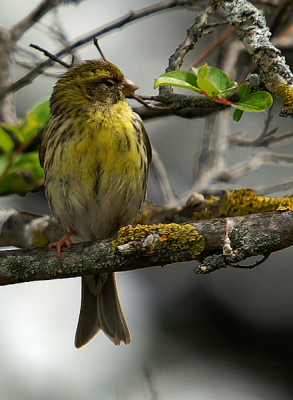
[39,59,152,348]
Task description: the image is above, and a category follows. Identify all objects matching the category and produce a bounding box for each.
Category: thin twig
[166,1,220,72]
[151,148,177,206]
[186,25,235,69]
[14,60,61,78]
[29,44,71,68]
[254,179,293,195]
[130,93,171,111]
[161,1,220,95]
[0,0,195,100]
[10,0,81,41]
[230,254,270,269]
[195,113,216,181]
[93,37,107,61]
[230,130,293,147]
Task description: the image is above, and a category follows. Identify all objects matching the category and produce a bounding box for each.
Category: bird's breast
[45,101,148,240]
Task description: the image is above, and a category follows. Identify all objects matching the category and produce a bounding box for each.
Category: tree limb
[0,210,292,286]
[222,0,293,117]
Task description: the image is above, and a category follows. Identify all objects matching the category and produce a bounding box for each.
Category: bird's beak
[122,77,139,96]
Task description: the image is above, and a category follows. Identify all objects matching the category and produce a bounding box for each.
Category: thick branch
[222,0,293,116]
[0,211,292,285]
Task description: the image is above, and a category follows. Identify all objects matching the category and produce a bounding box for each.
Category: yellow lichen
[274,83,293,115]
[277,205,293,212]
[192,210,212,220]
[134,210,150,225]
[112,223,205,263]
[219,189,293,216]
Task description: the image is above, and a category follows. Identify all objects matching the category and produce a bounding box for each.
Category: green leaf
[222,81,238,93]
[0,154,9,176]
[32,99,51,127]
[0,151,44,196]
[13,152,43,175]
[205,66,230,91]
[19,99,50,147]
[237,83,251,99]
[191,67,198,76]
[197,79,221,98]
[154,71,200,92]
[232,91,273,112]
[233,109,244,122]
[0,128,14,153]
[0,123,24,144]
[197,64,209,79]
[194,64,237,98]
[21,111,41,145]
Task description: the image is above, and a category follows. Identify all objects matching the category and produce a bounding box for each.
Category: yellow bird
[39,60,152,348]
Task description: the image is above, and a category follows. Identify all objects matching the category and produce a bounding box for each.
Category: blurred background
[1,0,293,399]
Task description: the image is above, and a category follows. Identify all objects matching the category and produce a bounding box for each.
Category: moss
[112,223,205,263]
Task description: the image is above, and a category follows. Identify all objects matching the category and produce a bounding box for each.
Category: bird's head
[50,60,138,115]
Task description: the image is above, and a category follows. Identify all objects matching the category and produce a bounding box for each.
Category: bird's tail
[74,272,131,348]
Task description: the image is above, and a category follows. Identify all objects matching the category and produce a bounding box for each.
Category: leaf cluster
[154,64,273,121]
[0,100,50,195]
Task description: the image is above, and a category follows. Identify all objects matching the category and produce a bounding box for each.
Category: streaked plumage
[40,60,151,348]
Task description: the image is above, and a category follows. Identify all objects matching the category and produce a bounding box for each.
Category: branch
[10,0,83,42]
[1,211,292,286]
[0,0,195,101]
[229,130,293,147]
[222,0,293,117]
[161,0,220,95]
[0,30,17,124]
[178,151,293,201]
[166,1,220,73]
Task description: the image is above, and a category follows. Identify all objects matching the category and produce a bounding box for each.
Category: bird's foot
[48,229,75,259]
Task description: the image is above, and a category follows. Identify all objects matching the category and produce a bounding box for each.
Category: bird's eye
[103,78,115,86]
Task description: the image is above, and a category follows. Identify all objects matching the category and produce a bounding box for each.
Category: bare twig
[10,0,84,42]
[130,93,171,111]
[166,1,220,72]
[30,43,71,68]
[150,148,177,206]
[180,151,293,202]
[269,0,293,35]
[0,30,17,124]
[161,1,220,95]
[93,37,107,61]
[186,25,235,69]
[195,113,216,181]
[254,179,293,195]
[219,153,293,182]
[229,130,293,147]
[0,0,195,101]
